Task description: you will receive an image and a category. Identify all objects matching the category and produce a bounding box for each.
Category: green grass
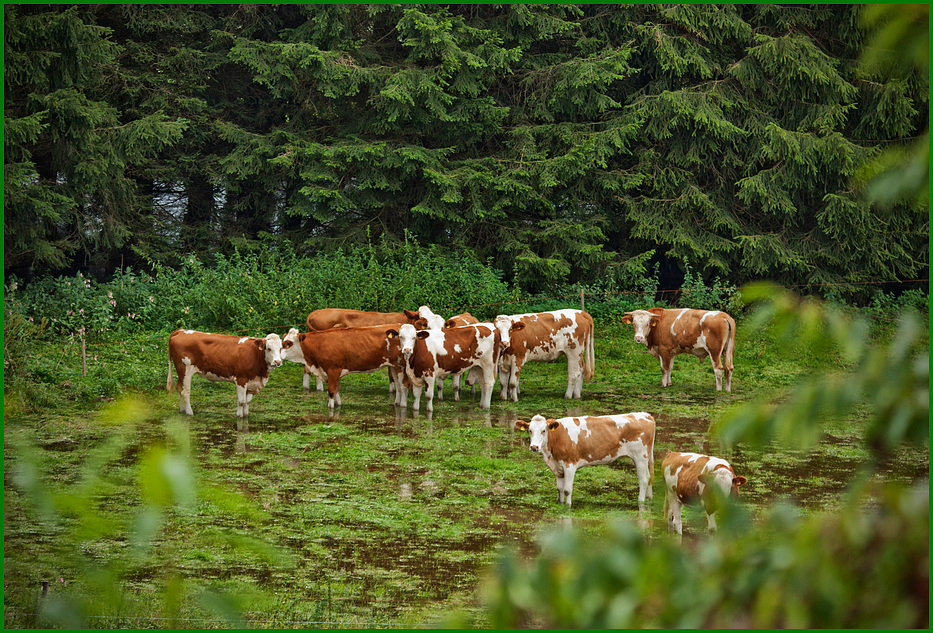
[3,318,928,628]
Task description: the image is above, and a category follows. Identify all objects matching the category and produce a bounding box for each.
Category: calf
[662,451,747,535]
[166,329,284,418]
[494,309,595,401]
[282,326,404,408]
[396,322,500,412]
[514,413,656,508]
[621,308,735,391]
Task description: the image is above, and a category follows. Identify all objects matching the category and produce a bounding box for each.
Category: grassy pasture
[3,318,927,627]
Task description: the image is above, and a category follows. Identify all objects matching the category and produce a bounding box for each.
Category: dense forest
[4,4,928,296]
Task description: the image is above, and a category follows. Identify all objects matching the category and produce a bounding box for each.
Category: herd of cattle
[166,305,745,536]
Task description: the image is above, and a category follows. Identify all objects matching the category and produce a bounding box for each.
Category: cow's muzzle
[530,445,539,453]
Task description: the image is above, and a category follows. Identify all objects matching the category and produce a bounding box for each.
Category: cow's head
[731,475,747,497]
[281,328,305,364]
[403,308,420,322]
[261,333,284,368]
[417,305,445,330]
[494,315,524,351]
[390,323,429,358]
[514,414,559,453]
[620,308,663,346]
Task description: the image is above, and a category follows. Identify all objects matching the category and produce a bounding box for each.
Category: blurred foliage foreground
[481,283,928,628]
[6,285,929,628]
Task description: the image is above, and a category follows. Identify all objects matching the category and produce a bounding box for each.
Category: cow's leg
[659,356,674,387]
[499,361,510,400]
[412,382,423,410]
[710,349,724,391]
[565,350,584,399]
[508,364,521,402]
[436,377,444,402]
[180,365,195,415]
[705,508,718,532]
[665,490,683,535]
[424,375,436,412]
[302,367,311,393]
[451,374,461,402]
[326,372,341,408]
[632,454,651,506]
[236,384,248,418]
[561,465,577,507]
[479,366,495,410]
[387,367,396,394]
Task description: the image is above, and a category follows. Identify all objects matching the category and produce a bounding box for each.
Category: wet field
[4,332,928,627]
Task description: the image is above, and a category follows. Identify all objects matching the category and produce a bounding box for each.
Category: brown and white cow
[621,308,736,391]
[300,307,431,393]
[281,325,405,408]
[662,451,747,536]
[514,413,656,508]
[395,322,500,412]
[442,312,481,399]
[494,309,595,402]
[166,329,284,418]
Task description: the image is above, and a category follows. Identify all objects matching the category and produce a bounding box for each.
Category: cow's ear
[511,322,526,332]
[417,330,430,340]
[413,318,429,331]
[283,340,293,349]
[404,308,419,319]
[620,314,633,324]
[733,475,747,487]
[514,419,529,431]
[386,329,399,339]
[298,333,306,343]
[650,318,660,327]
[254,339,265,350]
[547,420,560,430]
[648,307,664,315]
[444,319,456,329]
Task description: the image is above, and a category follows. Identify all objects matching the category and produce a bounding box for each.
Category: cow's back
[652,309,730,351]
[169,330,266,382]
[512,309,589,362]
[547,413,654,465]
[307,309,412,331]
[298,325,398,371]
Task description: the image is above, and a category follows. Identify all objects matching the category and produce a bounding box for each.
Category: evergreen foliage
[4,5,927,299]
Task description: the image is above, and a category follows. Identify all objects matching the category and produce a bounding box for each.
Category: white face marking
[627,310,655,346]
[398,323,419,357]
[264,333,284,368]
[281,328,305,364]
[494,315,513,349]
[526,414,549,453]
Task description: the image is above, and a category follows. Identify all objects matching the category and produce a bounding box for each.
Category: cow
[281,325,405,408]
[662,451,747,536]
[166,329,284,418]
[442,312,481,398]
[514,412,656,508]
[395,322,500,412]
[493,309,595,402]
[300,307,429,393]
[620,308,736,391]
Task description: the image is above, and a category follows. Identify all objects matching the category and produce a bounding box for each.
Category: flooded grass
[4,324,928,627]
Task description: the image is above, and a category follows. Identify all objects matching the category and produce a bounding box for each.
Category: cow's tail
[724,316,736,370]
[584,317,596,381]
[648,423,656,489]
[166,357,175,392]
